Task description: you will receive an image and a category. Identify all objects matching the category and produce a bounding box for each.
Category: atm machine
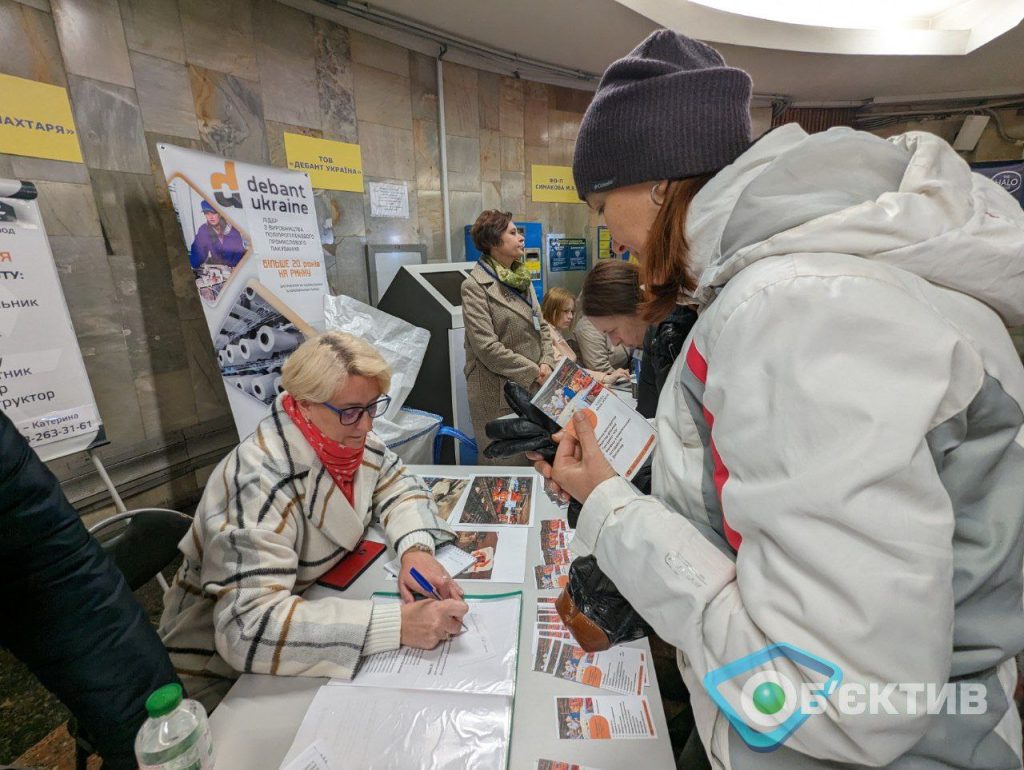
[376,262,476,463]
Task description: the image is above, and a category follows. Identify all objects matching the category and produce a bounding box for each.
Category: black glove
[556,555,653,652]
[483,381,561,461]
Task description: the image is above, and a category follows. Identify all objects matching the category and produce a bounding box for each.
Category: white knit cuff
[395,531,436,559]
[363,601,402,656]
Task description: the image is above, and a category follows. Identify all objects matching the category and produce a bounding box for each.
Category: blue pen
[409,567,468,631]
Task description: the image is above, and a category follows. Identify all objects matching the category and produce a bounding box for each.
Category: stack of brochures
[280,593,522,770]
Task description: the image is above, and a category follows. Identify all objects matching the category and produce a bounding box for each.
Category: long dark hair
[639,174,714,324]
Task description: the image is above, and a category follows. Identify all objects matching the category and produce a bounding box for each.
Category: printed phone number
[30,419,95,444]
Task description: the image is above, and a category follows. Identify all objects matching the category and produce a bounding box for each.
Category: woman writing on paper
[462,210,556,465]
[540,286,630,385]
[160,332,468,711]
[536,30,1024,770]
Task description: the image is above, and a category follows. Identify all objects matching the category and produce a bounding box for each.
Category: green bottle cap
[145,683,183,718]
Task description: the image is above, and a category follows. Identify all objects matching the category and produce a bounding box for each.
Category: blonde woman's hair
[541,286,575,327]
[280,331,391,402]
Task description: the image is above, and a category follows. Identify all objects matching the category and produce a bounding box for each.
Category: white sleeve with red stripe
[570,266,976,766]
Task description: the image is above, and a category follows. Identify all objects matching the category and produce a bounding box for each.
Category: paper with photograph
[531,357,655,480]
[535,564,571,590]
[534,638,647,695]
[420,475,471,521]
[555,696,657,740]
[536,761,603,770]
[451,475,536,527]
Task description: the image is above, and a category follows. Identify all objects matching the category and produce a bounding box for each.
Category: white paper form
[331,593,521,696]
[382,543,476,580]
[278,740,336,770]
[281,686,510,770]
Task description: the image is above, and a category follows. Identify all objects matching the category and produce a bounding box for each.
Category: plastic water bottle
[134,683,215,770]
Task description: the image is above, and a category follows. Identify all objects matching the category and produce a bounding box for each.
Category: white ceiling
[342,0,1024,103]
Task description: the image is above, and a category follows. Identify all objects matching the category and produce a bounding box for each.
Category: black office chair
[73,508,193,769]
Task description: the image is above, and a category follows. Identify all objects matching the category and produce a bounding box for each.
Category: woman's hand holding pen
[398,549,464,604]
[400,599,468,648]
[530,411,615,505]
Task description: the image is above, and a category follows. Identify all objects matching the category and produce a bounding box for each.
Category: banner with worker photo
[0,178,104,460]
[157,144,328,439]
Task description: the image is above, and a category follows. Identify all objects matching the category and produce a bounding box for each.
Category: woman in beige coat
[461,210,555,465]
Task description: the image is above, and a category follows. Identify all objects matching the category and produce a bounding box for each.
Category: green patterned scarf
[484,255,532,292]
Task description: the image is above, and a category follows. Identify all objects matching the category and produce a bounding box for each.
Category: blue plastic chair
[433,426,478,465]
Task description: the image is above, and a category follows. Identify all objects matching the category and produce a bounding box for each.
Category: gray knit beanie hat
[573,30,753,199]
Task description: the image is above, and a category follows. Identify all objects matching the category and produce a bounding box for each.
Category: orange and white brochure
[555,695,657,740]
[532,358,655,480]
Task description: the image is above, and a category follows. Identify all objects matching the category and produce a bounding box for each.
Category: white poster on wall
[369,181,409,219]
[0,179,104,460]
[157,144,328,439]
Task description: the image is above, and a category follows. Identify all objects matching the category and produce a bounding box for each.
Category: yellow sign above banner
[531,164,583,204]
[0,73,83,164]
[283,133,364,192]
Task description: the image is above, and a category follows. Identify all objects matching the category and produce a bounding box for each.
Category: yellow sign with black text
[531,164,583,203]
[0,74,83,163]
[283,133,364,192]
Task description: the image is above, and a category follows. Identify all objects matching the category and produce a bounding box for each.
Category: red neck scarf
[282,394,364,506]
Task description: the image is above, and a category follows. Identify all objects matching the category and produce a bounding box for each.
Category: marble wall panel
[350,30,408,77]
[362,176,418,243]
[353,63,412,131]
[10,0,50,10]
[313,189,366,240]
[130,51,199,139]
[500,136,524,172]
[48,234,125,355]
[358,121,414,181]
[179,0,256,78]
[51,0,133,87]
[551,85,591,113]
[414,119,440,189]
[500,171,525,218]
[0,155,14,177]
[479,129,501,182]
[181,317,229,423]
[189,65,268,164]
[68,75,150,173]
[328,235,370,304]
[477,71,500,131]
[499,77,524,138]
[142,131,204,321]
[525,198,548,227]
[314,17,357,142]
[90,169,187,375]
[416,189,444,262]
[409,51,438,123]
[10,155,89,184]
[135,367,198,438]
[0,0,66,85]
[35,180,102,236]
[481,180,501,212]
[549,139,574,166]
[525,144,550,168]
[448,190,482,261]
[442,62,479,138]
[265,121,321,169]
[524,96,549,146]
[446,134,480,193]
[82,348,146,445]
[254,0,319,130]
[118,0,184,63]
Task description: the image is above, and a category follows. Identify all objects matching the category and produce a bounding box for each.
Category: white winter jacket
[572,124,1024,769]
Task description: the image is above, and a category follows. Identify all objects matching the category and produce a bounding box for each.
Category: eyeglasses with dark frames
[321,395,392,426]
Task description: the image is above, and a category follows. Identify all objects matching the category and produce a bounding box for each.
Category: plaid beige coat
[158,395,454,708]
[461,261,555,465]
